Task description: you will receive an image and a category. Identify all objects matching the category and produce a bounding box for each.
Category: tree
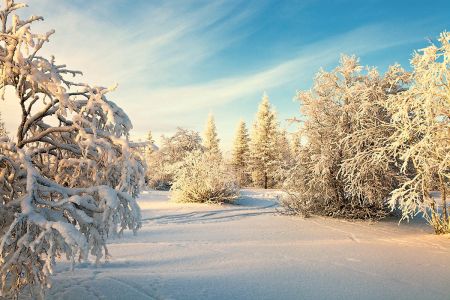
[171,150,239,204]
[273,129,292,186]
[385,32,450,234]
[146,128,202,189]
[282,55,408,219]
[203,113,221,158]
[290,132,302,158]
[231,120,250,186]
[0,1,144,297]
[249,93,279,189]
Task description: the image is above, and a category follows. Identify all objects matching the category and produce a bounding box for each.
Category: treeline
[143,32,449,234]
[143,95,293,202]
[281,32,449,235]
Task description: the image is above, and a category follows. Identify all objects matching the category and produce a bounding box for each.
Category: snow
[36,189,450,300]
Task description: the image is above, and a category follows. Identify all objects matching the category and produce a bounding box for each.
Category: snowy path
[43,189,450,300]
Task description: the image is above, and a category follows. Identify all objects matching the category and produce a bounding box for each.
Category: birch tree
[283,55,408,219]
[385,32,450,233]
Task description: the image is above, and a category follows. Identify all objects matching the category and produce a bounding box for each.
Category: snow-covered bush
[0,1,144,297]
[171,151,239,204]
[385,32,450,234]
[282,55,408,219]
[146,128,202,190]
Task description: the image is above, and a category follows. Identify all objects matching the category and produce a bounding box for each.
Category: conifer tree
[273,129,292,186]
[249,93,279,189]
[203,113,221,158]
[232,120,250,186]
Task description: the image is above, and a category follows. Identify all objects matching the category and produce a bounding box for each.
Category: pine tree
[203,113,221,158]
[273,129,292,186]
[231,120,250,186]
[249,93,279,189]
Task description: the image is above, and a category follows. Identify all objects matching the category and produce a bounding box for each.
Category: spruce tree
[232,120,250,185]
[273,129,292,186]
[203,113,221,158]
[249,93,279,189]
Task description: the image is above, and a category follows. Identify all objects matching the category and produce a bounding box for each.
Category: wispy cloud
[125,24,420,132]
[2,0,424,149]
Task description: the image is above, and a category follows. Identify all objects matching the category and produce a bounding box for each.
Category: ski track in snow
[29,189,450,300]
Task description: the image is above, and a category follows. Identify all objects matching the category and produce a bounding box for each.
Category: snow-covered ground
[43,189,450,300]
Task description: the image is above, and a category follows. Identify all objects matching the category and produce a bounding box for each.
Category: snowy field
[41,189,450,300]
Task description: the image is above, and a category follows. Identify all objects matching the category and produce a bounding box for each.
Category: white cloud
[1,1,421,150]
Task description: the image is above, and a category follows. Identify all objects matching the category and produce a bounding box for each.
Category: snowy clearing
[40,189,450,300]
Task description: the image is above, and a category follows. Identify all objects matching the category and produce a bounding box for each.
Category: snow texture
[31,189,450,300]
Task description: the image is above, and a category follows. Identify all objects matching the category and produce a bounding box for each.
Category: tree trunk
[264,172,268,189]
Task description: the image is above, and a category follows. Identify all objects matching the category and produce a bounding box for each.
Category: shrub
[171,151,239,204]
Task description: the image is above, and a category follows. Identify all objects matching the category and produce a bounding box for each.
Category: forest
[0,0,449,299]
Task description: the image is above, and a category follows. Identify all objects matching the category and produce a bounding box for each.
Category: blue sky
[3,0,450,151]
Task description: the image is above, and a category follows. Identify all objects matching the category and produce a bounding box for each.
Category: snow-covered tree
[283,55,408,219]
[171,150,239,204]
[203,113,221,158]
[0,1,144,297]
[290,132,302,158]
[385,32,450,234]
[146,128,202,189]
[231,120,250,186]
[273,129,293,186]
[249,93,279,189]
[339,64,411,215]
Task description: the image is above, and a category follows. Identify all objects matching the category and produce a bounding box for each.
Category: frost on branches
[146,128,202,190]
[203,113,221,158]
[282,55,409,219]
[386,32,450,234]
[231,120,250,186]
[171,150,239,204]
[0,1,144,297]
[249,93,280,189]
